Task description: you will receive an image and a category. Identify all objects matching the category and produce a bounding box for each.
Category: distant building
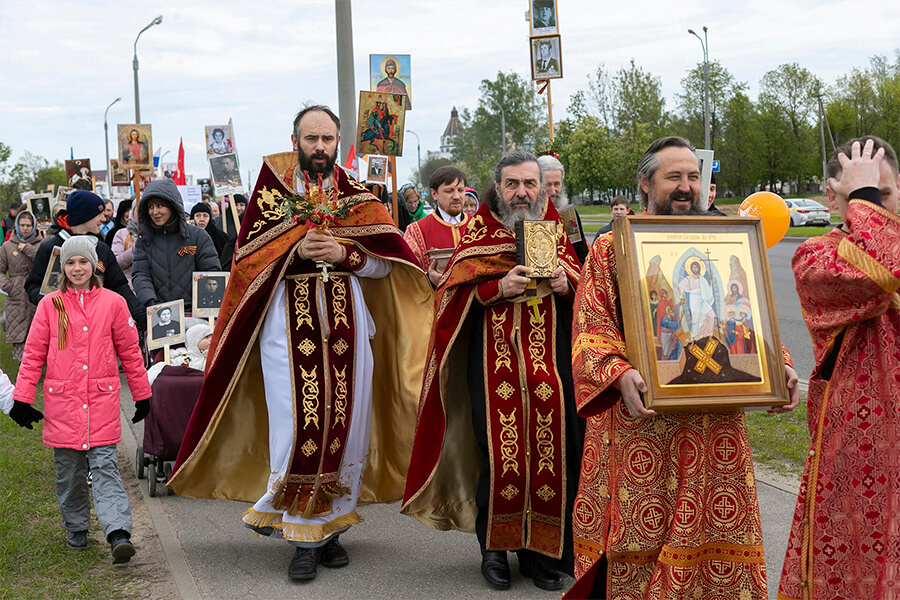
[426,107,460,162]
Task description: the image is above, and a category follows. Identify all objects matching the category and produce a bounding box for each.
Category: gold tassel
[272,489,285,511]
[301,488,317,519]
[287,491,301,517]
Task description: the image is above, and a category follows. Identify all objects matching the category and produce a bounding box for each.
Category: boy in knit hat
[24,190,145,329]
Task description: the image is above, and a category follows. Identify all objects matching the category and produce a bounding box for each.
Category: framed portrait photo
[531,35,563,81]
[209,153,243,196]
[611,216,790,412]
[41,246,63,295]
[26,193,53,228]
[117,124,153,169]
[192,271,229,317]
[529,0,559,36]
[147,300,186,350]
[205,125,235,157]
[366,156,387,184]
[109,159,130,186]
[357,91,406,157]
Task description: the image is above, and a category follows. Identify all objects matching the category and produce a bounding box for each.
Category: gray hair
[636,136,697,209]
[492,151,543,187]
[536,154,564,177]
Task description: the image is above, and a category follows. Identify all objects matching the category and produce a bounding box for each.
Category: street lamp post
[406,129,421,187]
[489,97,507,154]
[104,97,122,187]
[133,15,163,123]
[688,26,710,150]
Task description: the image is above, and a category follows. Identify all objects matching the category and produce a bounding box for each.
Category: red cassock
[402,212,470,271]
[779,199,900,600]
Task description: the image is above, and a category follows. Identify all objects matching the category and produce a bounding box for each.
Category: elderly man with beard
[565,136,800,599]
[537,155,588,264]
[169,104,433,582]
[403,151,584,591]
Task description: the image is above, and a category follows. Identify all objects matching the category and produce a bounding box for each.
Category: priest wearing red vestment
[167,105,433,582]
[402,165,471,286]
[779,136,900,600]
[403,151,584,592]
[566,136,800,600]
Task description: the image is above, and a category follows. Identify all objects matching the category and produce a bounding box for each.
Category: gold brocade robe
[566,232,789,600]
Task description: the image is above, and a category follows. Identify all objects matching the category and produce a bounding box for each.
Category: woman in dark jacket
[190,202,228,268]
[131,180,221,312]
[104,198,133,246]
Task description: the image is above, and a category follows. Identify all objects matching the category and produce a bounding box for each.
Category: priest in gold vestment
[168,106,432,582]
[566,137,800,599]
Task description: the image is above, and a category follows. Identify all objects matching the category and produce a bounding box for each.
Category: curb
[120,412,203,600]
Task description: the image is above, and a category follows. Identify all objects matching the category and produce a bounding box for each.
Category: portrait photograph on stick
[366,156,387,184]
[529,0,559,36]
[109,159,130,186]
[192,271,229,318]
[147,299,186,350]
[205,125,235,156]
[530,35,563,80]
[40,246,63,295]
[26,193,53,228]
[209,153,243,196]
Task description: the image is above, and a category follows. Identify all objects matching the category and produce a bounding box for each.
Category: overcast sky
[2,0,898,192]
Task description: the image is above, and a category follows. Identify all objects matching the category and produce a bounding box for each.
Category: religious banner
[117,124,153,169]
[530,35,563,81]
[65,158,93,189]
[611,216,790,411]
[369,54,412,109]
[357,91,406,157]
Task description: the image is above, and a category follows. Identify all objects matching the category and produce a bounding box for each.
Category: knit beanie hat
[60,235,99,270]
[185,323,214,352]
[190,202,212,218]
[65,190,106,227]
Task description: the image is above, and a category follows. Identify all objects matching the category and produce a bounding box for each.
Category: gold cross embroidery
[690,339,722,375]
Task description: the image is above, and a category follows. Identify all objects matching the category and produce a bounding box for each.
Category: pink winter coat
[14,286,151,450]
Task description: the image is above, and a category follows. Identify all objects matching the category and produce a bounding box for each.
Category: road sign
[712,160,720,173]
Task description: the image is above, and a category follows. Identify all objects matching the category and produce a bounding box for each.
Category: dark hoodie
[131,179,221,310]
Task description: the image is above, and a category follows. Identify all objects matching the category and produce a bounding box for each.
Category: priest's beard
[650,187,706,216]
[552,183,570,208]
[298,146,338,177]
[490,189,546,230]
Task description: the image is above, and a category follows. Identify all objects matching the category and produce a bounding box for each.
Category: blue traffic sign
[712,160,720,173]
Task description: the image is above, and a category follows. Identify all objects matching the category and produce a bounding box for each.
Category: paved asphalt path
[118,231,812,600]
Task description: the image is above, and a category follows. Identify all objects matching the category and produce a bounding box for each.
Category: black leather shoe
[518,552,564,591]
[67,530,88,549]
[320,536,349,568]
[288,547,321,581]
[108,530,135,564]
[481,550,511,590]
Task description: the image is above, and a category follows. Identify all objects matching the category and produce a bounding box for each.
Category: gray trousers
[54,445,131,538]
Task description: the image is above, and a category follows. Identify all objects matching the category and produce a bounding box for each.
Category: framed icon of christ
[610,215,790,412]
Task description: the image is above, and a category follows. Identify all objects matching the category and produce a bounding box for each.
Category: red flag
[174,138,186,185]
[344,144,358,178]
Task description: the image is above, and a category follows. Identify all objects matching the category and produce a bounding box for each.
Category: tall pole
[133,15,163,123]
[335,0,356,167]
[547,81,554,144]
[104,97,122,188]
[688,26,711,149]
[816,93,828,191]
[406,129,421,186]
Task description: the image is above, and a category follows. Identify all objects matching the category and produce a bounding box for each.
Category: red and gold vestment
[778,200,900,600]
[566,231,792,600]
[168,153,433,523]
[402,212,470,271]
[401,201,582,560]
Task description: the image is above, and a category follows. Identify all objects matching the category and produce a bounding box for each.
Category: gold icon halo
[684,257,706,276]
[380,56,401,78]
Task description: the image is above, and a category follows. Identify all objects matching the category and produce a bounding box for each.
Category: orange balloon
[738,192,790,248]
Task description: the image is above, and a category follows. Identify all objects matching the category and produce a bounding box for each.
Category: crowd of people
[2,102,898,600]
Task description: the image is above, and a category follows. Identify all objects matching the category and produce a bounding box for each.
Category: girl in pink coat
[10,236,152,563]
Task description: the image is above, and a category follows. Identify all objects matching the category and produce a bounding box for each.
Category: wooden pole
[132,170,143,232]
[228,193,241,236]
[220,195,229,236]
[390,156,399,227]
[547,80,554,144]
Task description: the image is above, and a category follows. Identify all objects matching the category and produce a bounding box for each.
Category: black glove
[9,401,44,430]
[132,399,151,423]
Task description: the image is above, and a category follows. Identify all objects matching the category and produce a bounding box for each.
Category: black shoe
[288,547,321,581]
[518,552,564,591]
[320,536,349,568]
[244,523,275,537]
[481,550,511,590]
[108,530,135,564]
[67,530,88,550]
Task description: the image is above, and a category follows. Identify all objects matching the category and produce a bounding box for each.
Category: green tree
[675,60,746,150]
[614,60,668,137]
[718,91,761,195]
[0,148,66,209]
[452,71,548,189]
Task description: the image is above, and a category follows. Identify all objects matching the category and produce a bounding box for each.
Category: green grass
[0,298,137,600]
[746,398,810,477]
[786,226,834,237]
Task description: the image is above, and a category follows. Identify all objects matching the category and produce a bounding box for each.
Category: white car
[784,198,831,227]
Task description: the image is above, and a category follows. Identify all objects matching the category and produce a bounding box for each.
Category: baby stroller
[135,365,204,496]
